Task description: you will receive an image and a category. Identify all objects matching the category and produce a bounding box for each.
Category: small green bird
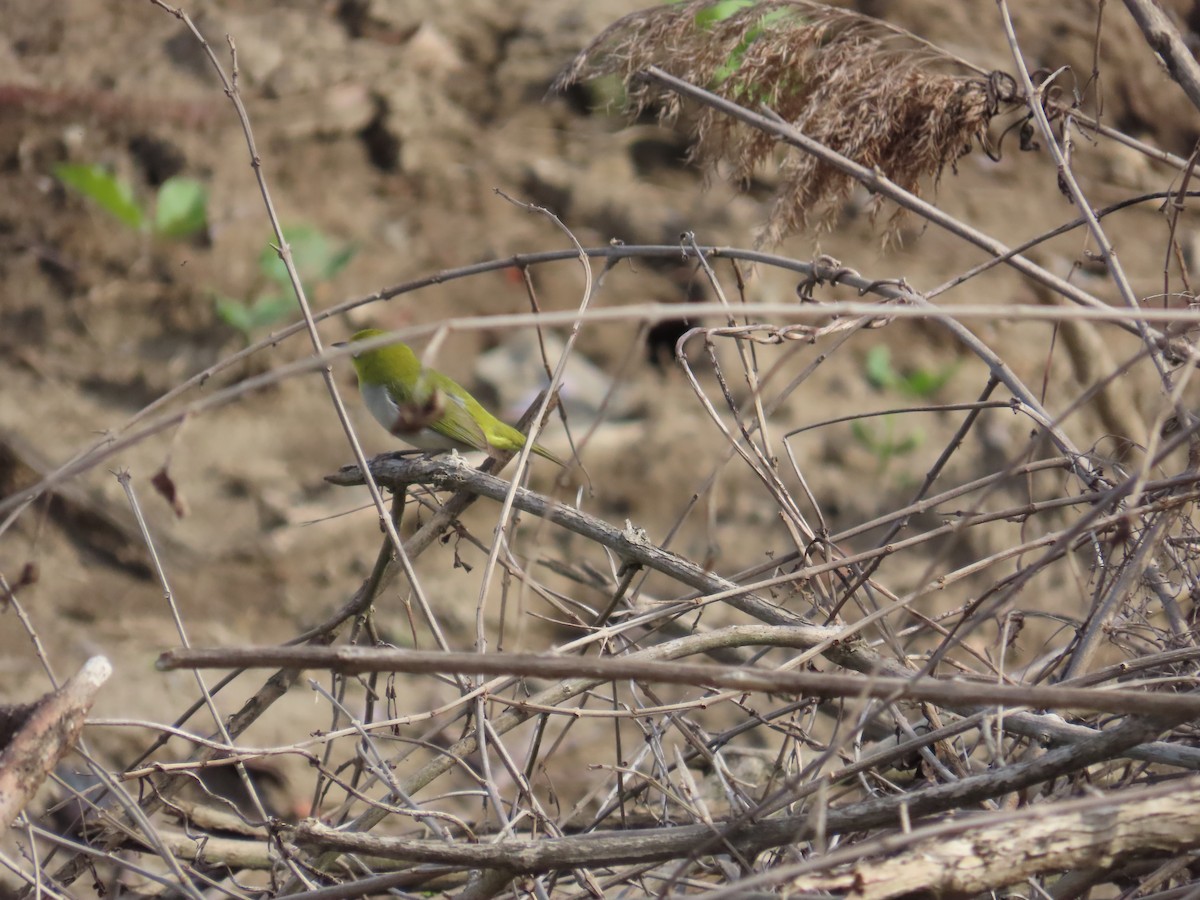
[343,328,563,465]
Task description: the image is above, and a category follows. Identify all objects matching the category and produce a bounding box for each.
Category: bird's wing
[427,389,491,452]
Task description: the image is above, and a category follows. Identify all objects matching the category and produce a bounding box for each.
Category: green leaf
[864,346,897,390]
[214,294,294,336]
[54,163,144,230]
[321,242,359,281]
[214,297,256,335]
[900,364,959,399]
[851,420,879,452]
[259,225,356,287]
[852,417,923,470]
[261,226,325,286]
[246,295,294,329]
[259,235,299,287]
[891,429,924,455]
[691,0,756,28]
[154,176,208,238]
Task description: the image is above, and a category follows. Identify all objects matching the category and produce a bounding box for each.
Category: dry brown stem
[13,1,1200,897]
[159,643,1200,721]
[764,775,1200,898]
[0,657,110,830]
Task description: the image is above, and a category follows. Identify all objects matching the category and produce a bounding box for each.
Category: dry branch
[290,715,1174,879]
[321,453,1200,770]
[0,657,111,829]
[1121,0,1200,114]
[776,775,1200,898]
[14,1,1200,897]
[158,644,1200,720]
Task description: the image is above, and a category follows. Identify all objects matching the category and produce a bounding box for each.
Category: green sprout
[863,346,958,399]
[53,163,208,239]
[214,225,356,339]
[851,417,924,476]
[852,347,958,474]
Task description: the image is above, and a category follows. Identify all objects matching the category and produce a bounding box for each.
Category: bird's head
[342,328,421,386]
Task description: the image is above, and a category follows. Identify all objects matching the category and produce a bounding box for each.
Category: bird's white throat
[359,380,464,451]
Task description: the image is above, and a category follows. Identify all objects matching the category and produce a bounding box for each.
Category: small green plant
[53,163,208,238]
[214,225,356,338]
[851,416,923,475]
[852,346,958,474]
[863,346,958,399]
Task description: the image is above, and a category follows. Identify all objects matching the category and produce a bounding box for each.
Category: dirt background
[1,0,1199,834]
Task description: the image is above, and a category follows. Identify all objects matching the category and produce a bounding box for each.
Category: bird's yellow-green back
[345,328,564,465]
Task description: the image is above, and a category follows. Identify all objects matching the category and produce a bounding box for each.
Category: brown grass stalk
[555,0,1005,240]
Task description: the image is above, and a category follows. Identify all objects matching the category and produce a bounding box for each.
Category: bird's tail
[530,442,567,467]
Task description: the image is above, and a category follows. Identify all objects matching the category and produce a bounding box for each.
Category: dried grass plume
[556,0,1008,242]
